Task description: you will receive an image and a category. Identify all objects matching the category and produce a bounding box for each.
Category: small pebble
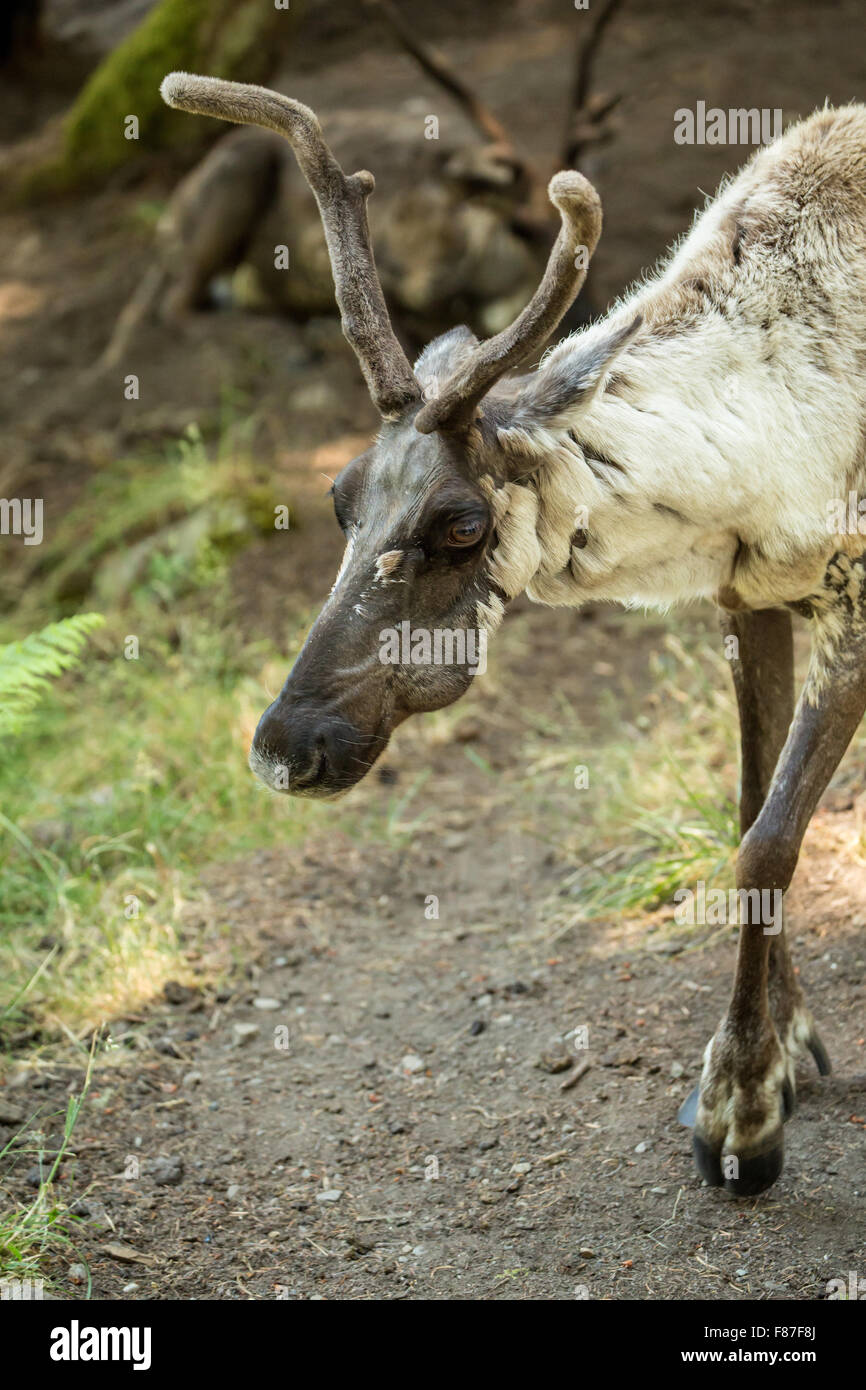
[537,1052,572,1074]
[147,1156,184,1186]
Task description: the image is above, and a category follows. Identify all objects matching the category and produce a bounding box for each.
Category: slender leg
[722,608,831,1074]
[723,607,794,835]
[692,559,866,1194]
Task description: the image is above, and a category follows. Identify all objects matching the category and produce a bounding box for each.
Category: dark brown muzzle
[250,696,387,798]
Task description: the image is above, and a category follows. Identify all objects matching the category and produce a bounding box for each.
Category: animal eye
[446,518,484,548]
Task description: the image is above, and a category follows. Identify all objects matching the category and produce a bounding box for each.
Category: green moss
[24,0,294,195]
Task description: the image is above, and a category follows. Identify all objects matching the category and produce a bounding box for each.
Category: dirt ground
[1,601,864,1302]
[1,780,865,1301]
[1,0,865,1300]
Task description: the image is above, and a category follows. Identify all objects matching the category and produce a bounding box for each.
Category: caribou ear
[498,314,642,438]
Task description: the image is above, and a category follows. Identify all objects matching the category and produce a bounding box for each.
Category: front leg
[726,609,829,1086]
[690,588,858,1194]
[680,611,824,1123]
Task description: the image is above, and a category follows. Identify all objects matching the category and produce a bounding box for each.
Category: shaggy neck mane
[480,123,866,615]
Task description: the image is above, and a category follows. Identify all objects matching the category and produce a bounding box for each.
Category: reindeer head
[161,73,638,797]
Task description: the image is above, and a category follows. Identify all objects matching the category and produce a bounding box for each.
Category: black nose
[250,700,372,795]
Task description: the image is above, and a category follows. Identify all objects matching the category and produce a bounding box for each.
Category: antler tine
[414,170,603,435]
[160,72,420,417]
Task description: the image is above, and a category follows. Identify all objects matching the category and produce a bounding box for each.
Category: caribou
[161,70,866,1197]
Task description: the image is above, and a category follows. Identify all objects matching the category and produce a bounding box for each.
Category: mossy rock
[23,0,296,196]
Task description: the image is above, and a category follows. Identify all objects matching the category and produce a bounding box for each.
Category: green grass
[561,786,739,920]
[7,414,277,616]
[0,1039,96,1289]
[0,410,320,1039]
[0,608,449,1039]
[510,626,743,932]
[0,617,322,1037]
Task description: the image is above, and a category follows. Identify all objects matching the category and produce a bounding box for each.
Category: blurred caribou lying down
[162,68,866,1199]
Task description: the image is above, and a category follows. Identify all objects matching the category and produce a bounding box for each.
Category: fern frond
[0,614,105,738]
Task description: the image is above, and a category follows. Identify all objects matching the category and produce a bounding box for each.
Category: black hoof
[808,1031,832,1076]
[692,1130,785,1195]
[722,1137,784,1197]
[692,1131,724,1186]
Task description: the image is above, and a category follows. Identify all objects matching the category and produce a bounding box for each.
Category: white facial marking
[374,549,404,582]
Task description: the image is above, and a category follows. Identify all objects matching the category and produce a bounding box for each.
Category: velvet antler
[414,170,603,434]
[160,72,420,417]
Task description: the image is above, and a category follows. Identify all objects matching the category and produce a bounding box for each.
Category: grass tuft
[0,1039,97,1291]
